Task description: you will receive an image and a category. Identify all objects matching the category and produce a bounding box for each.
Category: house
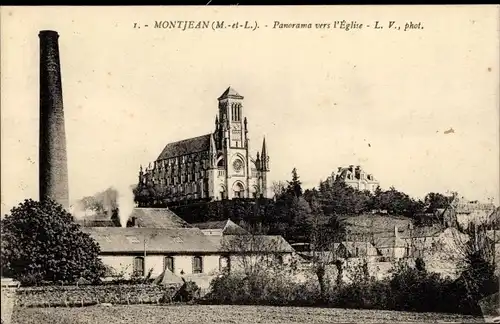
[335,241,378,260]
[81,227,223,283]
[442,196,496,228]
[371,226,407,259]
[327,165,380,194]
[205,234,296,273]
[191,219,249,236]
[81,207,298,288]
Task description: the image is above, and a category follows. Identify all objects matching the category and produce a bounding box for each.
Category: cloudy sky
[1,6,498,215]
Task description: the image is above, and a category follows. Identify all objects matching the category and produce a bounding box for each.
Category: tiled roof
[156,134,211,161]
[342,214,413,233]
[192,219,249,235]
[129,208,192,229]
[206,235,295,253]
[192,220,228,230]
[81,227,220,254]
[75,212,119,227]
[399,225,442,239]
[373,236,406,248]
[77,220,117,227]
[218,87,244,100]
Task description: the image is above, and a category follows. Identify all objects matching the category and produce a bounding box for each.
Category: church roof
[157,134,211,160]
[218,86,244,100]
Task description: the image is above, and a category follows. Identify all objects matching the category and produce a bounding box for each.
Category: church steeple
[261,137,269,172]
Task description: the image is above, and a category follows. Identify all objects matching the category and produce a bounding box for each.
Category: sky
[1,6,499,215]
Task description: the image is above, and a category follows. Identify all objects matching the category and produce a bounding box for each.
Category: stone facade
[138,87,269,205]
[328,165,379,194]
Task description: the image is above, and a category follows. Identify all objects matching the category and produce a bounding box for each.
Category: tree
[271,181,287,200]
[424,192,453,213]
[1,199,106,285]
[286,168,303,198]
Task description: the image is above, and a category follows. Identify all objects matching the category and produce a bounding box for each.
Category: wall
[201,229,223,236]
[100,254,221,279]
[228,253,293,273]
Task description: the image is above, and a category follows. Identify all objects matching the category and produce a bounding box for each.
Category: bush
[1,199,106,285]
[204,259,497,315]
[205,271,320,307]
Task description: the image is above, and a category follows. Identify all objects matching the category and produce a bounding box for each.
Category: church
[137,87,270,205]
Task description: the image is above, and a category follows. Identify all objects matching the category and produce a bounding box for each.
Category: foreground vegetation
[205,256,499,316]
[11,304,485,324]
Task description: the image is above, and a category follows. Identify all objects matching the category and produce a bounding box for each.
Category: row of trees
[171,168,454,244]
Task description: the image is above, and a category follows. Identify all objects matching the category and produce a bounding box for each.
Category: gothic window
[233,182,244,198]
[133,257,145,277]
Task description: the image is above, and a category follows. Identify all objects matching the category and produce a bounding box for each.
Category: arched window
[133,257,145,277]
[233,182,244,199]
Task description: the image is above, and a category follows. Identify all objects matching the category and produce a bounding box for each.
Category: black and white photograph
[1,5,499,324]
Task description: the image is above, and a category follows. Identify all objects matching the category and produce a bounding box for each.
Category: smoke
[73,185,136,227]
[70,199,97,219]
[117,185,135,228]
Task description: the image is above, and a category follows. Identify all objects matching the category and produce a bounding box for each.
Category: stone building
[327,165,379,194]
[81,208,295,289]
[441,196,497,228]
[137,87,270,205]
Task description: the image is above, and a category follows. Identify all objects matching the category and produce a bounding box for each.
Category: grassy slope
[12,305,484,324]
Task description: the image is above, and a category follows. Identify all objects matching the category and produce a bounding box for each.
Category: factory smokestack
[39,30,69,210]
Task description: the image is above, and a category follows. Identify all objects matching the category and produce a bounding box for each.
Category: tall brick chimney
[39,30,69,210]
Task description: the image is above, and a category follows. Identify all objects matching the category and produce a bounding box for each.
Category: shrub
[1,199,106,285]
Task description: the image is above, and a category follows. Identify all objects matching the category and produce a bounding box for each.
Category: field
[10,304,485,324]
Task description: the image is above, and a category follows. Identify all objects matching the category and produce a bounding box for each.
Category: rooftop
[156,134,212,161]
[218,86,244,100]
[81,227,220,254]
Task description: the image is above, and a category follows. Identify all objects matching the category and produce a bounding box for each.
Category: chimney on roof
[128,216,138,228]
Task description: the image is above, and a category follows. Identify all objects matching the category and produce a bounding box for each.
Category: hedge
[14,283,182,308]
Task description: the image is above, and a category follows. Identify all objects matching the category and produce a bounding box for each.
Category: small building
[335,241,379,259]
[442,196,496,228]
[81,227,223,281]
[328,165,380,194]
[206,234,296,273]
[191,219,249,236]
